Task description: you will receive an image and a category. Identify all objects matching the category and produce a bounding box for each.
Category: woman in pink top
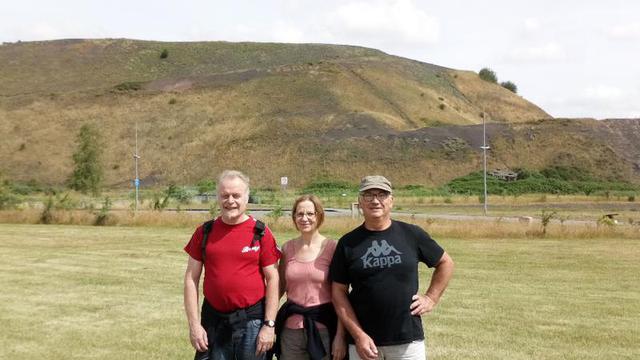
[273,195,346,360]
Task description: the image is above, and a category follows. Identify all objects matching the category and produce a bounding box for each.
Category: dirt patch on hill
[146,69,269,92]
[320,112,398,140]
[152,79,194,92]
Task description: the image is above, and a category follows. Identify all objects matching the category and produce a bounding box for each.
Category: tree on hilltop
[478,67,498,83]
[500,81,518,93]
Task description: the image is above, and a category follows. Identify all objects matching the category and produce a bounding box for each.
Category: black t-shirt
[329,220,444,346]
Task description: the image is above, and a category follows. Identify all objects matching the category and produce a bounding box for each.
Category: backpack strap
[200,219,215,263]
[251,219,266,247]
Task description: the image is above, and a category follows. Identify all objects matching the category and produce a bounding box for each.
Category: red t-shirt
[184,216,281,312]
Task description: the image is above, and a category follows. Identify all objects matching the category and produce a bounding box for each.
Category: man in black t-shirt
[330,175,454,360]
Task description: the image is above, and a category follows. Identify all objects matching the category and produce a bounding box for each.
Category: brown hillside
[10,39,638,189]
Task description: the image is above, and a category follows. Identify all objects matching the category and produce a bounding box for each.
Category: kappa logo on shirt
[360,240,402,269]
[241,245,260,253]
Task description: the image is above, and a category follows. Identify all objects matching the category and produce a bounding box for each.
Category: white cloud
[330,0,439,45]
[524,18,540,32]
[547,85,640,119]
[31,23,65,40]
[584,85,624,101]
[271,22,306,43]
[508,42,566,62]
[607,22,640,39]
[2,23,66,42]
[3,22,112,42]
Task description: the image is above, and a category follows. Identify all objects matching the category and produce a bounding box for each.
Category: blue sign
[134,178,140,187]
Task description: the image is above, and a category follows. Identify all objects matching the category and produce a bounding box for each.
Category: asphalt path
[165,207,599,226]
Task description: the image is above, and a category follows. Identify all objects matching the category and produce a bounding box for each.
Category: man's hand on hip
[410,293,436,316]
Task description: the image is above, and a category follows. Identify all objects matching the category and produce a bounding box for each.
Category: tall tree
[69,124,103,195]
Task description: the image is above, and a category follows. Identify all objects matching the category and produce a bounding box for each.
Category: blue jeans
[210,319,265,360]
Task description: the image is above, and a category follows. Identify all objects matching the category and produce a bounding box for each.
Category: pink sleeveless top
[283,239,337,329]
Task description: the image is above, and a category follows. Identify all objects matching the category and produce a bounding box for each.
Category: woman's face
[294,200,318,233]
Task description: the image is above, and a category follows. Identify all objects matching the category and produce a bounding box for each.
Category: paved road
[167,207,599,226]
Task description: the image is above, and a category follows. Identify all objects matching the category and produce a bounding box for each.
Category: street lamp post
[133,123,140,213]
[481,112,490,216]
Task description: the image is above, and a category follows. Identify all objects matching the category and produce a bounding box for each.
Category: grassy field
[0,223,638,359]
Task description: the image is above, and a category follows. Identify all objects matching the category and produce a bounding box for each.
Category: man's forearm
[184,278,201,328]
[264,267,279,321]
[332,283,366,339]
[426,252,454,303]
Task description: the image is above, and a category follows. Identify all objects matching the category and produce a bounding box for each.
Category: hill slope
[4,39,636,188]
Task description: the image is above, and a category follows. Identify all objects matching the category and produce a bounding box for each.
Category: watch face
[264,320,275,327]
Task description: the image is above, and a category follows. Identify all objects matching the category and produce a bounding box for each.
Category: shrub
[479,68,497,83]
[0,191,19,209]
[302,179,356,195]
[266,205,284,227]
[38,193,75,224]
[597,215,616,227]
[40,196,55,224]
[160,49,169,59]
[0,178,19,209]
[151,191,170,211]
[114,82,143,91]
[541,166,593,181]
[197,179,216,194]
[94,197,112,226]
[500,81,518,93]
[399,184,423,191]
[9,180,42,195]
[540,210,557,236]
[168,98,177,105]
[166,184,192,204]
[445,165,640,196]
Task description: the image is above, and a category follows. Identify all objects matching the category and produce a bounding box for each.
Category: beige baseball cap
[359,175,392,193]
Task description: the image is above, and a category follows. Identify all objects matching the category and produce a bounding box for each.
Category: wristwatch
[264,320,276,328]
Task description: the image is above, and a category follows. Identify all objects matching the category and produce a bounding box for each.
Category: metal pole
[482,112,489,215]
[134,123,140,213]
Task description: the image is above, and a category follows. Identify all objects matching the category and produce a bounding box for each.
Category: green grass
[427,237,639,359]
[1,224,638,359]
[0,225,191,359]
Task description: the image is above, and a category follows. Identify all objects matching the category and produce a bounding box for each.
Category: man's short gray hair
[217,170,250,195]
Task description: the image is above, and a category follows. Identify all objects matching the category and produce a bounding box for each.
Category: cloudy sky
[2,0,638,119]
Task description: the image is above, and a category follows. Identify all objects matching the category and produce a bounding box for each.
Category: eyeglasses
[360,192,390,202]
[295,211,316,219]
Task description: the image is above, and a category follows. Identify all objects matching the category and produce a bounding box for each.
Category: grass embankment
[447,167,639,197]
[1,224,638,359]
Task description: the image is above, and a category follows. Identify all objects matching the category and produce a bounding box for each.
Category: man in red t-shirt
[184,170,281,360]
